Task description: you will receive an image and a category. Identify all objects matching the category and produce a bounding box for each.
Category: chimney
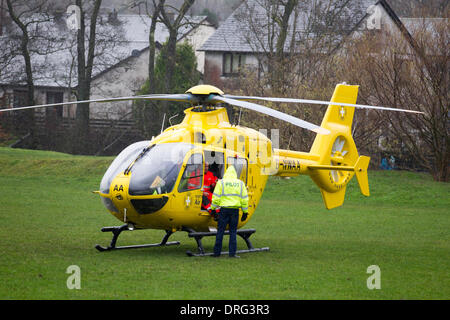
[108,8,119,25]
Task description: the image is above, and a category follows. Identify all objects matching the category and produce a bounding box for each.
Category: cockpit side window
[128,143,193,195]
[178,153,203,192]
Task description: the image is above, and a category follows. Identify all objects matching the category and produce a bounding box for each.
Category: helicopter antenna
[287,135,292,150]
[160,113,166,133]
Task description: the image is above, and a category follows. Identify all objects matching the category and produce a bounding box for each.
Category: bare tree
[159,0,195,93]
[148,0,165,95]
[388,0,449,17]
[232,0,366,151]
[234,0,365,92]
[124,0,165,137]
[342,18,449,181]
[133,0,198,138]
[128,0,166,94]
[1,0,63,141]
[5,0,35,107]
[233,0,298,94]
[72,0,102,153]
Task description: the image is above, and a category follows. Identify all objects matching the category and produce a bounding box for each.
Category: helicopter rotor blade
[223,95,424,115]
[0,93,195,113]
[210,96,330,135]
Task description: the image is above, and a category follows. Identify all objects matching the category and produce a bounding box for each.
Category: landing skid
[94,225,269,256]
[183,227,270,257]
[95,224,180,252]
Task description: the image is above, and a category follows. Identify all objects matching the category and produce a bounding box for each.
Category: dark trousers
[213,207,239,256]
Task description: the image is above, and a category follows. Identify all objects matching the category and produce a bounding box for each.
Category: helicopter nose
[100,176,129,216]
[106,176,134,222]
[111,178,129,205]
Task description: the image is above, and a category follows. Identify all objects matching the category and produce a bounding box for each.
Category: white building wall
[183,23,217,74]
[89,22,216,120]
[90,49,150,120]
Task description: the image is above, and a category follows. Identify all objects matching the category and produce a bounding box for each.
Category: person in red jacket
[187,166,202,190]
[202,163,219,214]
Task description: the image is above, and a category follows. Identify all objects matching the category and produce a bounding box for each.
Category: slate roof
[0,14,207,88]
[200,0,376,53]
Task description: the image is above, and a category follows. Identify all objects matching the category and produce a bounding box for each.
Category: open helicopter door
[174,150,204,215]
[204,150,225,179]
[202,149,225,212]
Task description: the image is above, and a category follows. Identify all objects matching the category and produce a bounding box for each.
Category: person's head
[209,163,219,176]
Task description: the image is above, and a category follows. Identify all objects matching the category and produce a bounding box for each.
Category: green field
[0,147,448,300]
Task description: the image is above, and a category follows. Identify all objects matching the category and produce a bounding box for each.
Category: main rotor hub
[186,85,225,110]
[185,85,224,96]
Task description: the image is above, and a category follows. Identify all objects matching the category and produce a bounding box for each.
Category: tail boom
[274,151,370,207]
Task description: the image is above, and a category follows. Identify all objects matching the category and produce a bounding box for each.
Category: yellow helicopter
[0,83,422,256]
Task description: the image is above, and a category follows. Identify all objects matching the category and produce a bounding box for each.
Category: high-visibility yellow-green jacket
[211,166,249,213]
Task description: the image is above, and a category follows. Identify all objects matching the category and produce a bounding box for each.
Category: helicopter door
[227,156,248,185]
[176,152,204,212]
[202,150,224,211]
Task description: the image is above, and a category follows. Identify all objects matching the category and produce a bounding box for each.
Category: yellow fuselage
[99,83,370,231]
[100,107,272,232]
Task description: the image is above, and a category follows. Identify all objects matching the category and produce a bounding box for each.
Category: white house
[0,13,216,120]
[86,14,216,120]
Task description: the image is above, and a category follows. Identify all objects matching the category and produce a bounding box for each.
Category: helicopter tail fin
[308,83,370,209]
[354,155,370,197]
[316,82,358,134]
[307,155,370,208]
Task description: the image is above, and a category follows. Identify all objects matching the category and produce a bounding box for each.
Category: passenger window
[178,153,203,192]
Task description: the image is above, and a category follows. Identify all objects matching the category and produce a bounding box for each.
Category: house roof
[200,0,376,53]
[117,14,208,52]
[338,0,445,56]
[203,0,443,61]
[0,14,208,88]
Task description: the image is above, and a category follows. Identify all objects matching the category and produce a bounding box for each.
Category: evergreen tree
[135,41,200,137]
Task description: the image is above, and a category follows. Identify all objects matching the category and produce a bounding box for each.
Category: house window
[46,91,64,118]
[0,93,5,109]
[223,52,246,76]
[13,90,28,108]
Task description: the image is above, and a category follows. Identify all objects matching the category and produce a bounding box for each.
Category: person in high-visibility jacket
[211,165,249,258]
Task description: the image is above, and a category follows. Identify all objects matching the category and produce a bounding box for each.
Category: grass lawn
[0,147,448,300]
